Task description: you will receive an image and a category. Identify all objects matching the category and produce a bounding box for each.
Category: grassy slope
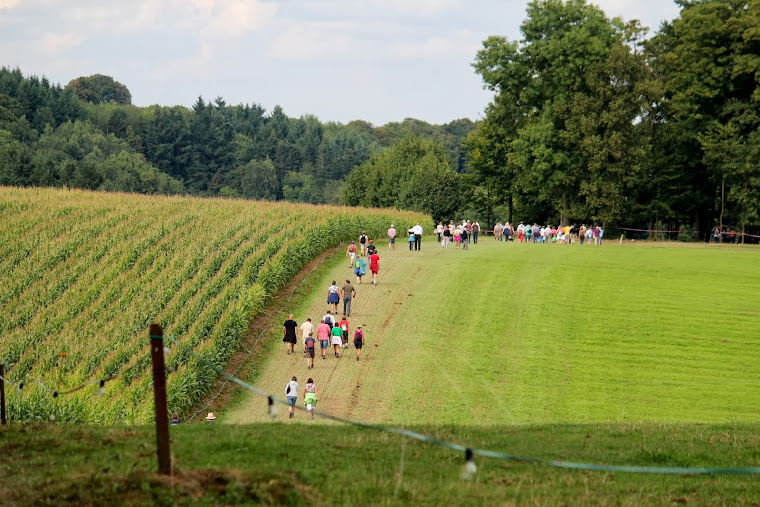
[2,422,760,505]
[3,240,760,505]
[227,239,760,425]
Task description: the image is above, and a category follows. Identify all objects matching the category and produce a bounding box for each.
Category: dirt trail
[225,242,432,424]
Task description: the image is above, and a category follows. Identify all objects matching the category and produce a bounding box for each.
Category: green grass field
[226,238,760,426]
[3,205,760,504]
[3,422,760,505]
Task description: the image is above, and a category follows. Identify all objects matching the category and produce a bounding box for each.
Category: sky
[1,0,681,126]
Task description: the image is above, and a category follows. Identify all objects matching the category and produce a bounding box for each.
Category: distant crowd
[492,222,605,245]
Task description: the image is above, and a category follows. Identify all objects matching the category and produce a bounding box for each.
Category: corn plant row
[0,187,427,423]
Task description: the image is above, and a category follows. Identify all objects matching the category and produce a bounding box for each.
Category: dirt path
[225,240,434,424]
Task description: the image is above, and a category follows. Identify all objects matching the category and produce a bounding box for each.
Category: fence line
[166,334,760,476]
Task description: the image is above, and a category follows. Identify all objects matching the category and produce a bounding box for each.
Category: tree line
[2,0,759,240]
[0,68,474,204]
[464,0,760,239]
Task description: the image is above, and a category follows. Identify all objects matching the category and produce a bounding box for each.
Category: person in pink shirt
[316,319,331,360]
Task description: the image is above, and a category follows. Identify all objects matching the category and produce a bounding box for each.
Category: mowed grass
[2,422,760,505]
[227,238,760,425]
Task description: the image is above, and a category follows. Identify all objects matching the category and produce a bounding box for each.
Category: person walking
[461,227,470,250]
[282,314,298,355]
[304,333,316,369]
[359,231,368,256]
[442,224,451,248]
[407,228,415,251]
[341,279,356,317]
[436,222,444,243]
[316,318,331,360]
[326,281,340,313]
[388,224,397,250]
[353,326,364,361]
[346,241,357,267]
[331,323,343,358]
[354,256,366,284]
[412,222,423,251]
[366,239,377,257]
[338,315,350,348]
[369,250,380,284]
[285,376,299,418]
[300,318,314,356]
[303,378,319,420]
[472,221,479,243]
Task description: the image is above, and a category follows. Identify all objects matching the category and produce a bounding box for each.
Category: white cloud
[203,0,277,39]
[367,0,462,16]
[268,21,357,60]
[387,31,480,59]
[37,32,86,54]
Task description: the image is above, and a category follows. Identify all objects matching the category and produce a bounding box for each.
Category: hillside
[0,186,426,423]
[224,239,760,426]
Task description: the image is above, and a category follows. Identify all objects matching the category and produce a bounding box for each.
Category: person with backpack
[346,241,357,267]
[285,376,299,418]
[407,229,415,251]
[304,333,316,369]
[353,326,364,361]
[338,315,350,348]
[354,256,367,284]
[303,378,319,420]
[359,231,368,256]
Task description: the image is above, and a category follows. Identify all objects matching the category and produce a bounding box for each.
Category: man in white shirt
[412,222,423,251]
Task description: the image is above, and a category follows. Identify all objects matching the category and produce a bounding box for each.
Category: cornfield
[0,187,427,423]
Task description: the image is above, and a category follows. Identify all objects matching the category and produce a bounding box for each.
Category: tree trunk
[561,192,569,226]
[719,173,725,230]
[508,194,513,224]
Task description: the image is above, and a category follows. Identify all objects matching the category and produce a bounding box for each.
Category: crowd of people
[491,222,605,245]
[434,220,481,249]
[280,227,390,419]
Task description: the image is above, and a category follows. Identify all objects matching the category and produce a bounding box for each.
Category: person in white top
[285,376,299,418]
[412,222,423,251]
[436,222,444,243]
[387,225,397,250]
[300,318,313,341]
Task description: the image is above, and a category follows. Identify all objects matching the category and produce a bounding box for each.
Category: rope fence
[164,334,760,477]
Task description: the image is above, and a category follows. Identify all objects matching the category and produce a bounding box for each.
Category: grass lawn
[4,239,760,505]
[227,239,760,425]
[2,422,760,505]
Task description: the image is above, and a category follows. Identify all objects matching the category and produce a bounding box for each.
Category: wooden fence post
[1,363,6,425]
[149,323,171,475]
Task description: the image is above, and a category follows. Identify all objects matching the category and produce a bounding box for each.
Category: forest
[1,0,759,239]
[0,68,474,206]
